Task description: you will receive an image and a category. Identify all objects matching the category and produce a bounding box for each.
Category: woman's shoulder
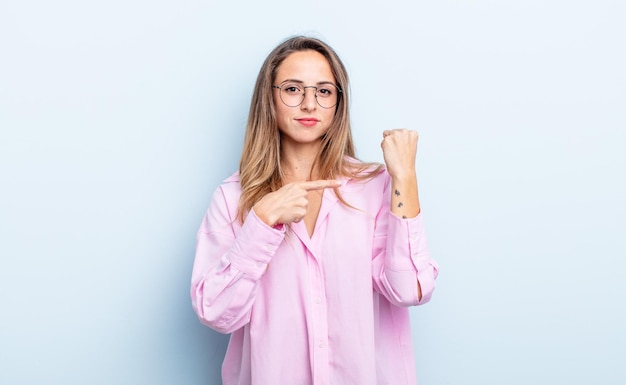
[212,171,242,201]
[222,170,241,184]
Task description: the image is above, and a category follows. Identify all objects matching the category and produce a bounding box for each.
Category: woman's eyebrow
[278,79,335,85]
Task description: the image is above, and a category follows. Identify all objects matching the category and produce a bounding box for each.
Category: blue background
[1,1,625,384]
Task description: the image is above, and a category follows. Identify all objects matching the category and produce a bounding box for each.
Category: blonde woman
[191,36,439,385]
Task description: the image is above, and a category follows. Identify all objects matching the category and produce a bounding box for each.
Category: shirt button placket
[309,252,329,385]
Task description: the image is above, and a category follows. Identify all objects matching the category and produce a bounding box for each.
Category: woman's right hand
[253,180,341,227]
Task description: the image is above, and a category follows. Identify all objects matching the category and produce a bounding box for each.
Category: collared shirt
[191,168,439,385]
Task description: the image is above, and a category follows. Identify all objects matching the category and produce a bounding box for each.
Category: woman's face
[273,50,337,149]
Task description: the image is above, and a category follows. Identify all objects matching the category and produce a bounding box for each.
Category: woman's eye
[318,88,332,96]
[284,85,302,93]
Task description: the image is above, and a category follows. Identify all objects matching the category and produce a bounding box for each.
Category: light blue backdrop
[1,1,624,384]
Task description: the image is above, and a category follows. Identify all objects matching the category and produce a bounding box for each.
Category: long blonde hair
[237,36,382,223]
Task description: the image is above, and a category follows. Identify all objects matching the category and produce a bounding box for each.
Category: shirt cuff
[385,212,429,272]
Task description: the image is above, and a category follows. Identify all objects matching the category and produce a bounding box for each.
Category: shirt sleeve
[190,186,285,333]
[371,176,439,307]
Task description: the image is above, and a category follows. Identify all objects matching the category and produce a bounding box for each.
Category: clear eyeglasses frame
[272,82,342,109]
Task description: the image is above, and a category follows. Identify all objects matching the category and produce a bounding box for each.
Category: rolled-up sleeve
[371,172,439,307]
[191,186,285,333]
[382,213,439,305]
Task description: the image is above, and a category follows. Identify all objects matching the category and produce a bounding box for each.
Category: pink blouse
[191,168,439,385]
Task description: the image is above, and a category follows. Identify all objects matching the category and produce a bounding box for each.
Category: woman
[191,35,439,385]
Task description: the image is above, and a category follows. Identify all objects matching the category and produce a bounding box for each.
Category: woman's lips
[296,118,319,127]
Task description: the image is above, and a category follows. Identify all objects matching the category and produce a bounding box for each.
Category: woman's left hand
[381,129,418,179]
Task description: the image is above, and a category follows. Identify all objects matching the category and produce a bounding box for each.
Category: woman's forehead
[275,50,334,83]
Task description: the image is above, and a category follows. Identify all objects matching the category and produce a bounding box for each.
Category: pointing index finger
[300,179,342,191]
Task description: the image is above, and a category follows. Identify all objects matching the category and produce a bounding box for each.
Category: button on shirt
[191,168,439,385]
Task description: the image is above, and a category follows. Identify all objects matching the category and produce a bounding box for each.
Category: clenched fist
[381,128,418,179]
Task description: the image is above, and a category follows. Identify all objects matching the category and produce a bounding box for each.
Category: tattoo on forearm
[395,189,407,218]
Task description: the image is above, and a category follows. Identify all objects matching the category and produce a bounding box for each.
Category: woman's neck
[280,143,321,182]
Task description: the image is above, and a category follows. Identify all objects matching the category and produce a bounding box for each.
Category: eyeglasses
[272,82,342,109]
